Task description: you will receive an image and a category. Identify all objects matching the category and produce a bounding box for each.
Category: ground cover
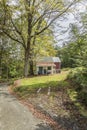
[13,70,87,130]
[13,71,68,97]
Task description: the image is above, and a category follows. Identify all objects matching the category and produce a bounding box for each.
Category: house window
[48,66,51,70]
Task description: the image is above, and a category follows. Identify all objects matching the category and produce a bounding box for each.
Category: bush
[67,67,87,106]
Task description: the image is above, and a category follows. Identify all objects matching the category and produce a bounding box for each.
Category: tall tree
[0,0,78,77]
[0,36,24,79]
[56,22,87,68]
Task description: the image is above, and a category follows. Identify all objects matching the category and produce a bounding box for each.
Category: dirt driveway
[0,83,52,130]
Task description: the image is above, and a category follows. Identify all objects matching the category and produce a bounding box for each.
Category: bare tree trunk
[24,0,33,77]
[0,45,3,77]
[0,56,2,77]
[29,60,34,76]
[24,11,32,77]
[24,50,29,77]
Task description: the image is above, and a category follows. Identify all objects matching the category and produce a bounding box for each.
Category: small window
[48,66,51,70]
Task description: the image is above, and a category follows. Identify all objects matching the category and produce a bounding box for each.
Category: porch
[36,64,56,75]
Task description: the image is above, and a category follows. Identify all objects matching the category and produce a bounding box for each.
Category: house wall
[54,62,61,73]
[54,62,61,69]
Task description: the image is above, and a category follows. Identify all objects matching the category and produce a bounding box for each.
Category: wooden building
[36,57,61,75]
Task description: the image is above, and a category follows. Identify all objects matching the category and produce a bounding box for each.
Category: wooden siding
[54,62,61,69]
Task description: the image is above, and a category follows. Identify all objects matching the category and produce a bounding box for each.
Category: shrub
[68,67,87,106]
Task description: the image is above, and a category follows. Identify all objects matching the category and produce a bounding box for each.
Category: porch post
[37,66,39,74]
[51,66,53,74]
[46,66,47,74]
[42,66,44,74]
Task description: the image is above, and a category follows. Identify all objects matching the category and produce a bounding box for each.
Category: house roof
[37,57,61,63]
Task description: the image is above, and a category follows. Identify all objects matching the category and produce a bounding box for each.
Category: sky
[54,0,87,46]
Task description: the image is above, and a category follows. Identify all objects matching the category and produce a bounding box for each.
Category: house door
[39,67,43,74]
[44,69,46,74]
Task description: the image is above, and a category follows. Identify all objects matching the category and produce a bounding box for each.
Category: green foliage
[65,23,87,106]
[9,66,17,78]
[56,22,87,69]
[68,89,87,116]
[0,37,24,79]
[68,68,87,106]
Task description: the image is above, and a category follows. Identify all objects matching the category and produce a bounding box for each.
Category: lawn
[13,71,69,97]
[22,71,68,86]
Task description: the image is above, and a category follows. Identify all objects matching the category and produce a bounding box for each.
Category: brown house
[36,57,61,75]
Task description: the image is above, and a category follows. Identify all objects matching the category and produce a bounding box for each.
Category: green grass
[22,71,68,86]
[13,71,69,97]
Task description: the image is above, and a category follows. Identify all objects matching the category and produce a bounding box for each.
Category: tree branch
[3,30,26,49]
[11,18,26,48]
[32,0,77,36]
[32,0,35,6]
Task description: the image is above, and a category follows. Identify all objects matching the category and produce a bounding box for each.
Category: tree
[0,35,24,79]
[56,21,87,68]
[0,0,78,77]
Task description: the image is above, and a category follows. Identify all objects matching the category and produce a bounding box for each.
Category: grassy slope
[13,71,69,97]
[21,71,68,87]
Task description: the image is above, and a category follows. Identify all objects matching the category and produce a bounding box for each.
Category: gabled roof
[37,57,61,63]
[53,57,61,62]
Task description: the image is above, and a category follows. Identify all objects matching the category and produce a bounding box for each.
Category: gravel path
[0,83,52,130]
